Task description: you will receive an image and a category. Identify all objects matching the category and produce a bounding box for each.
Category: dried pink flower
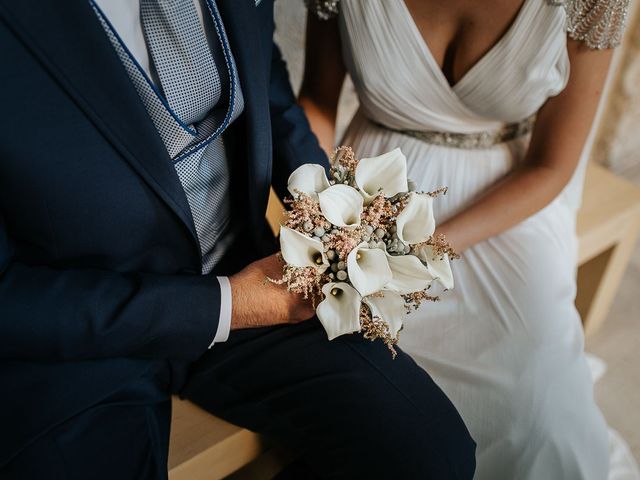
[413,233,460,260]
[283,193,327,233]
[331,146,358,176]
[359,303,399,358]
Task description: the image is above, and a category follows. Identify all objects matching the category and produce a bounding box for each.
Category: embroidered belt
[374,114,536,149]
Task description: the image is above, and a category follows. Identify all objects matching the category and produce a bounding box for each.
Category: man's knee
[340,344,476,478]
[338,380,476,479]
[389,413,476,479]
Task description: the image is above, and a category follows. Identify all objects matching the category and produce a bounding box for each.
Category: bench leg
[576,219,640,336]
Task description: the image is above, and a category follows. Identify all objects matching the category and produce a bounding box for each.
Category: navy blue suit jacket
[0,0,328,466]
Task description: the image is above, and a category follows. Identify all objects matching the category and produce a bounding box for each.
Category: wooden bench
[168,399,266,480]
[576,162,640,334]
[168,161,640,480]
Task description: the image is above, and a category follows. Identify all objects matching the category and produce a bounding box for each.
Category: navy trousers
[2,320,475,480]
[186,321,477,479]
[0,362,171,480]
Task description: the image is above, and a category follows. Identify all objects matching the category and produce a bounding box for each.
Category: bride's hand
[229,254,316,330]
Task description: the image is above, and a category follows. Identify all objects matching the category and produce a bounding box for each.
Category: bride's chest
[339,0,570,123]
[402,0,528,88]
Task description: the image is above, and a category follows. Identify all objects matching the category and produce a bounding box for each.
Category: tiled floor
[588,163,640,462]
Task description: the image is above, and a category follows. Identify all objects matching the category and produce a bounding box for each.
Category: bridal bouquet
[274,147,455,357]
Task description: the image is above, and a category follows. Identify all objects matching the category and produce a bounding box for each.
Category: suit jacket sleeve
[0,212,221,361]
[268,39,331,200]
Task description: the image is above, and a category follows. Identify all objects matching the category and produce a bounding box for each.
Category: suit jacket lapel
[217,0,272,232]
[0,0,199,243]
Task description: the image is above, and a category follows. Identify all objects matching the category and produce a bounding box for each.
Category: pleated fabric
[338,2,612,478]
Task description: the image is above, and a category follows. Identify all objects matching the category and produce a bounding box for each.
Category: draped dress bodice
[339,0,569,133]
[337,0,594,215]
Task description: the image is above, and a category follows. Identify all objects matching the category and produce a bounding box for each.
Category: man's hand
[229,254,316,330]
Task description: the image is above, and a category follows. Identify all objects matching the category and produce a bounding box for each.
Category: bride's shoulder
[304,0,630,50]
[547,0,631,49]
[305,0,340,20]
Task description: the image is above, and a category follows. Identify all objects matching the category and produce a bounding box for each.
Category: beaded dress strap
[549,0,630,49]
[305,0,339,20]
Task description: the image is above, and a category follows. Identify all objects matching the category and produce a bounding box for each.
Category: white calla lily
[316,282,362,340]
[414,245,454,290]
[355,148,409,204]
[395,193,435,245]
[287,164,330,200]
[347,243,393,297]
[279,226,329,272]
[385,253,433,294]
[364,291,405,339]
[318,184,363,228]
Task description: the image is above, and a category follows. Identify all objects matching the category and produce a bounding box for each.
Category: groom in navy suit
[0,0,475,478]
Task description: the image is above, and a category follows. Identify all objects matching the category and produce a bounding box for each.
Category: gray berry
[327,250,336,261]
[337,261,346,271]
[374,228,385,239]
[303,221,314,232]
[336,270,348,281]
[313,226,326,237]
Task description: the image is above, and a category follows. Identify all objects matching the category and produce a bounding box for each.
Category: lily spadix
[347,243,393,297]
[287,164,330,201]
[414,244,454,290]
[364,291,405,339]
[385,253,433,294]
[279,226,329,272]
[355,148,409,204]
[395,193,435,245]
[318,184,364,228]
[316,282,362,340]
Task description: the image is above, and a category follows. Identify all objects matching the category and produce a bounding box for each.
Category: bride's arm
[438,40,614,252]
[298,11,346,155]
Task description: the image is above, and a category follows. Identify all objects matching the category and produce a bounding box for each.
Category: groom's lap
[184,320,476,479]
[3,321,475,479]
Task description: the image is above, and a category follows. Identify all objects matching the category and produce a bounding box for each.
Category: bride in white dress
[298,0,636,478]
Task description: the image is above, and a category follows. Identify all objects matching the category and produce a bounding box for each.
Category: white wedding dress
[334,1,638,478]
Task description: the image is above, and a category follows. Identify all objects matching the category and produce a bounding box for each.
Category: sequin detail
[305,0,339,20]
[549,0,630,49]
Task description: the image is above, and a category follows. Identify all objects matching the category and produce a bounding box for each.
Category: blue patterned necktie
[140,0,222,125]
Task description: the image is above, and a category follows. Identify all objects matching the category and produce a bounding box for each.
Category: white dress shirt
[95,0,232,347]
